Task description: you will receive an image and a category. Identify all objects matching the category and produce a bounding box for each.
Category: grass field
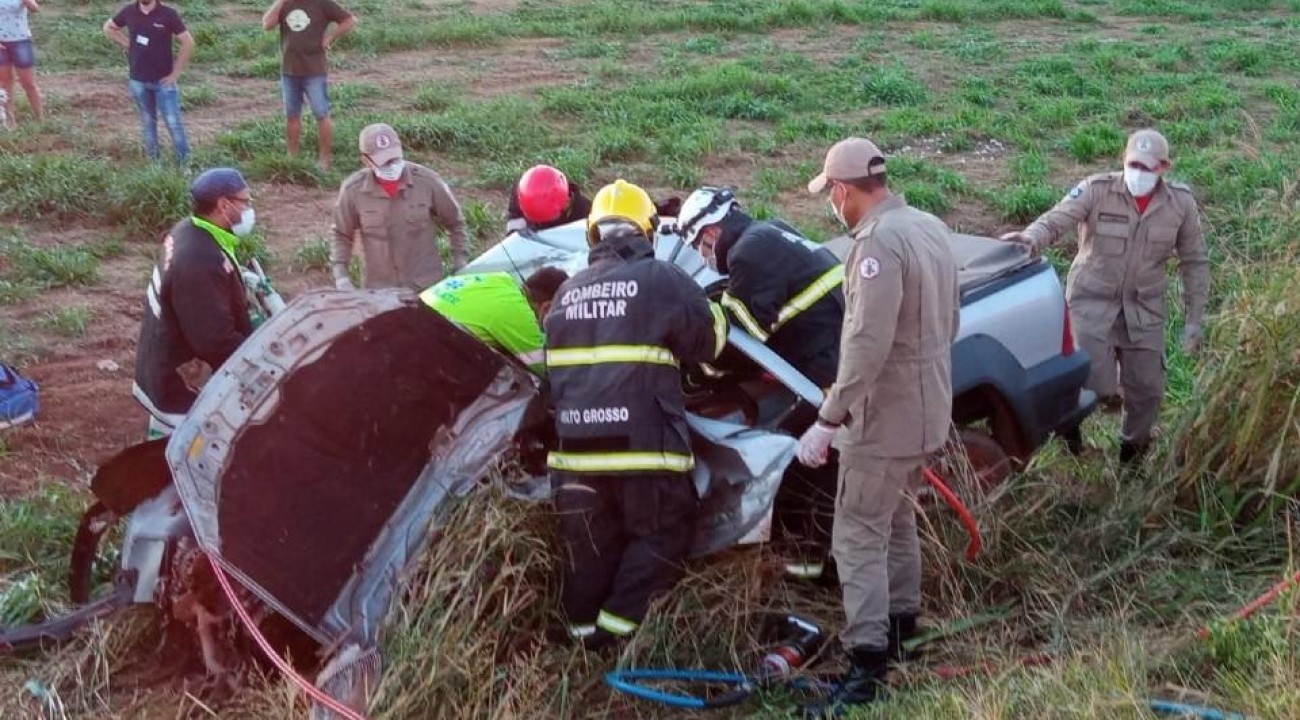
[2,0,1299,718]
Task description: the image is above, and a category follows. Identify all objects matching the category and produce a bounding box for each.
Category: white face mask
[1124,167,1159,197]
[828,192,847,228]
[231,206,256,237]
[373,159,405,182]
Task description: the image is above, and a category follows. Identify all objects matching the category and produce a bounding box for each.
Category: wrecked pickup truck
[1,218,1094,716]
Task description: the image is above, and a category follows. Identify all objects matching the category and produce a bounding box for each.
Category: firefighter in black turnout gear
[545,179,729,649]
[677,186,846,583]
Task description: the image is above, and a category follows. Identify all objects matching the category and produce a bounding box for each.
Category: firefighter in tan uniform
[796,138,959,717]
[331,123,469,291]
[1001,129,1210,463]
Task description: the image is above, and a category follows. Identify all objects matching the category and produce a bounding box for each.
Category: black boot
[1118,440,1148,465]
[885,613,923,664]
[798,647,889,718]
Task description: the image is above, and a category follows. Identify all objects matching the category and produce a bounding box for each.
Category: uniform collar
[191,216,240,263]
[849,192,907,238]
[588,232,653,264]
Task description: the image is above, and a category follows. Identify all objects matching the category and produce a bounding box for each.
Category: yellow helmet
[587,179,657,246]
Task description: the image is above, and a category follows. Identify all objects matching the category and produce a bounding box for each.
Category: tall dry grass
[1163,245,1300,533]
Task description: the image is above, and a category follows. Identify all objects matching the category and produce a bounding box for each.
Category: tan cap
[1124,129,1169,169]
[808,137,887,193]
[359,123,404,165]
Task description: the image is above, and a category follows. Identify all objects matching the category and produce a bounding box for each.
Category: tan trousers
[832,456,924,650]
[1073,312,1165,445]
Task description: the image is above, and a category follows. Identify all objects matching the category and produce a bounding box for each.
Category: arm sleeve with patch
[819,237,905,425]
[1024,179,1097,249]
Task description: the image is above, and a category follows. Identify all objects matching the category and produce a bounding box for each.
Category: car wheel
[958,428,1013,492]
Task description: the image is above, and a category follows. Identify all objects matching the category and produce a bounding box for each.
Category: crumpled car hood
[167,289,539,645]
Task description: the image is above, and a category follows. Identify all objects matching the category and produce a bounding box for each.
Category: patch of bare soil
[1,231,153,495]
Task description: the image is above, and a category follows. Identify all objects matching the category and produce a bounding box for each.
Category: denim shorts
[0,39,35,69]
[280,74,330,119]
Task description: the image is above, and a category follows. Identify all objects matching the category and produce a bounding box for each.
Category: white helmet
[677,186,738,247]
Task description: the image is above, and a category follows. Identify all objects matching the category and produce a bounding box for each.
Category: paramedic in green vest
[420,266,569,374]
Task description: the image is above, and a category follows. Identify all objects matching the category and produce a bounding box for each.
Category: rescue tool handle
[725,327,824,407]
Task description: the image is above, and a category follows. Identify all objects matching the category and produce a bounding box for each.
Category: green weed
[246,153,326,187]
[1066,123,1126,163]
[408,83,459,113]
[36,306,95,337]
[858,64,929,106]
[180,82,220,111]
[460,200,502,253]
[991,183,1062,223]
[0,320,37,366]
[1,236,100,288]
[294,237,333,273]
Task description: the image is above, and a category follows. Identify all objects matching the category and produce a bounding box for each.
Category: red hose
[922,467,982,561]
[926,570,1300,683]
[207,554,370,720]
[1196,569,1300,640]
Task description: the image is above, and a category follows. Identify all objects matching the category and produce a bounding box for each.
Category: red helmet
[517,165,570,225]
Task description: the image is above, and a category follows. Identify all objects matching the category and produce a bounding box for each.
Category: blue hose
[609,672,1244,717]
[1149,699,1246,720]
[605,669,754,709]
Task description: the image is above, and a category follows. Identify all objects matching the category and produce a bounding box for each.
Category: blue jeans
[280,74,330,119]
[129,79,190,163]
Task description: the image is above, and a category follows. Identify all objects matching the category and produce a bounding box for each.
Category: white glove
[999,231,1039,256]
[1181,322,1202,355]
[797,421,837,468]
[335,276,356,291]
[240,269,262,288]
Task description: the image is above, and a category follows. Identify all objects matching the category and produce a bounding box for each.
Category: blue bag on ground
[0,363,39,430]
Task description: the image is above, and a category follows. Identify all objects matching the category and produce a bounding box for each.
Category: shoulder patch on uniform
[858,256,881,279]
[1067,183,1085,200]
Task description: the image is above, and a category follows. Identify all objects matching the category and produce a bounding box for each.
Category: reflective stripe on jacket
[543,232,727,475]
[716,218,844,388]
